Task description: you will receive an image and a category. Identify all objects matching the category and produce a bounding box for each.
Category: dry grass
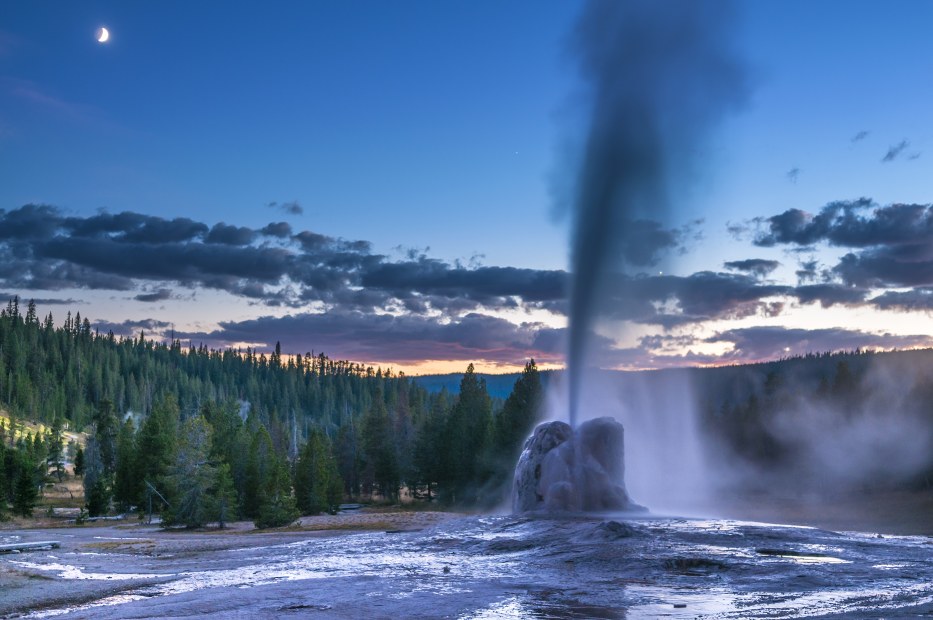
[83,539,155,552]
[0,412,86,447]
[290,519,398,532]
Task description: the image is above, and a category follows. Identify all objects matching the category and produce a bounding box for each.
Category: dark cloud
[795,259,820,284]
[267,200,303,216]
[870,288,933,312]
[292,230,335,252]
[754,199,933,249]
[793,283,867,307]
[723,258,779,277]
[93,318,172,338]
[615,271,790,326]
[833,250,933,288]
[260,222,292,238]
[0,293,80,306]
[10,260,136,291]
[7,200,933,369]
[134,288,173,303]
[40,236,292,285]
[0,204,568,321]
[64,211,209,243]
[882,140,909,162]
[360,259,567,306]
[754,199,872,247]
[752,198,933,292]
[708,326,933,362]
[205,223,256,246]
[0,204,60,240]
[177,310,567,366]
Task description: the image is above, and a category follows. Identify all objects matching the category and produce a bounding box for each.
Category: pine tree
[294,428,343,515]
[164,416,215,528]
[413,391,449,501]
[46,416,66,482]
[83,436,111,516]
[91,400,119,477]
[13,453,39,517]
[113,418,139,511]
[73,445,85,477]
[335,422,361,499]
[488,359,543,501]
[255,457,298,528]
[443,364,492,504]
[361,390,399,501]
[393,386,415,496]
[243,425,275,519]
[207,463,238,528]
[495,359,543,459]
[136,395,178,509]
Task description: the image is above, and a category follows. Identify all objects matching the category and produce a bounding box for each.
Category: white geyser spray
[514,0,748,514]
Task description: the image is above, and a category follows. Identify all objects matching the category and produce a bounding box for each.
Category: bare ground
[0,510,460,618]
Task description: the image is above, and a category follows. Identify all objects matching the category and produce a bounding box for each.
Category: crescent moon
[96,27,110,43]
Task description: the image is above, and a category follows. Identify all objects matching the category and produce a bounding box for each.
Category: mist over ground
[418,348,933,523]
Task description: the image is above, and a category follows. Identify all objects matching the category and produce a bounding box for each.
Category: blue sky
[2,1,933,373]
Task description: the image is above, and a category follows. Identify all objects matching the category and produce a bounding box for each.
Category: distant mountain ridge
[412,372,544,399]
[413,348,933,398]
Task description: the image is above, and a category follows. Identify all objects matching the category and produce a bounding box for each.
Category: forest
[0,297,543,525]
[2,295,932,527]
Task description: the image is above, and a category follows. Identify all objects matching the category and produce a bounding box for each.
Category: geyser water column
[513,0,748,514]
[564,0,748,427]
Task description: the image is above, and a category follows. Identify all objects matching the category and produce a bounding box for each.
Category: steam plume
[566,0,748,425]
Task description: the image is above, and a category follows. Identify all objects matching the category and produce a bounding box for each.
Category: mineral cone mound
[512,417,645,513]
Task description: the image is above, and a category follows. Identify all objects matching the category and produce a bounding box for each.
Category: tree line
[0,298,543,524]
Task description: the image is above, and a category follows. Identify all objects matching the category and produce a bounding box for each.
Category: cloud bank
[2,199,932,368]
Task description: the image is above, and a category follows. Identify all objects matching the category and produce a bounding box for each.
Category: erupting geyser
[512,417,644,513]
[514,0,747,514]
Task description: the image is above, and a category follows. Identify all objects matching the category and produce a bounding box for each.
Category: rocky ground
[3,507,933,619]
[0,510,460,618]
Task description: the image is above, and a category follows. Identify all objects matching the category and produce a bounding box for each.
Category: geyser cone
[512,417,644,513]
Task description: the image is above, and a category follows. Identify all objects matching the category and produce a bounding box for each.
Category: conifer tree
[73,445,85,477]
[207,463,238,528]
[294,428,343,515]
[113,418,139,511]
[13,453,39,517]
[443,364,492,504]
[335,422,361,499]
[413,391,449,501]
[136,394,178,509]
[254,456,299,528]
[46,416,66,482]
[495,359,543,459]
[164,416,215,527]
[91,400,118,477]
[486,359,543,500]
[83,436,111,516]
[243,425,275,519]
[361,390,399,501]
